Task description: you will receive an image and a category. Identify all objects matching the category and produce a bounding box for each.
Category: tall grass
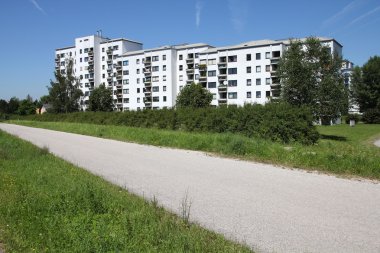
[0,130,252,252]
[8,120,380,180]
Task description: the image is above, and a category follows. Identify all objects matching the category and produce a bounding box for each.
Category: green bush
[11,103,319,144]
[345,114,362,124]
[362,108,380,124]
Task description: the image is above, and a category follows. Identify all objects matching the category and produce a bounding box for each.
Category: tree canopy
[88,84,114,112]
[47,59,83,113]
[278,37,348,124]
[176,83,212,108]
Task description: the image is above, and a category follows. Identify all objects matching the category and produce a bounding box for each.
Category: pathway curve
[1,123,380,253]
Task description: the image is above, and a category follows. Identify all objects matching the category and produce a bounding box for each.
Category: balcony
[107,59,112,64]
[88,67,94,73]
[199,75,207,81]
[186,68,194,74]
[115,64,122,70]
[186,79,194,84]
[218,74,227,81]
[88,50,94,56]
[143,68,151,75]
[107,77,113,82]
[218,85,227,91]
[115,93,123,98]
[186,58,194,64]
[143,88,151,94]
[218,98,227,104]
[106,49,113,55]
[116,75,122,80]
[144,58,151,65]
[270,71,278,78]
[88,76,94,81]
[198,64,207,72]
[116,83,123,89]
[55,57,60,62]
[218,64,227,69]
[107,68,112,73]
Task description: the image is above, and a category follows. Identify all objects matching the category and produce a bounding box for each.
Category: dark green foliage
[7,97,20,114]
[345,114,361,124]
[278,37,348,124]
[351,56,380,113]
[0,99,8,113]
[17,95,37,115]
[176,83,213,108]
[88,84,114,112]
[362,108,380,124]
[13,103,319,144]
[48,59,83,113]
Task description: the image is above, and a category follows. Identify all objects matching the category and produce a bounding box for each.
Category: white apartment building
[55,35,343,111]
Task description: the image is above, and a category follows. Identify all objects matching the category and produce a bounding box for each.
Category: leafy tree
[17,95,37,115]
[351,56,380,112]
[0,99,8,113]
[278,37,348,124]
[7,97,20,114]
[176,83,212,108]
[88,84,113,112]
[47,59,83,113]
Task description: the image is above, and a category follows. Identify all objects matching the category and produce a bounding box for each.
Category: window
[152,76,159,82]
[123,89,129,94]
[208,70,216,77]
[102,74,105,78]
[179,65,183,71]
[179,85,183,91]
[137,69,140,74]
[228,55,237,62]
[102,65,105,70]
[163,75,166,81]
[266,65,270,72]
[266,91,271,97]
[60,61,65,66]
[84,48,88,53]
[123,70,129,75]
[136,59,140,64]
[208,82,216,88]
[256,53,261,60]
[113,45,119,50]
[163,65,166,71]
[266,78,271,85]
[137,78,140,84]
[163,86,167,91]
[256,91,261,98]
[61,69,65,74]
[80,58,82,62]
[153,96,159,102]
[195,74,199,80]
[195,53,199,58]
[256,66,261,73]
[163,55,166,60]
[228,80,237,87]
[179,75,183,81]
[152,86,159,92]
[124,98,129,103]
[265,52,270,59]
[228,68,237,75]
[102,48,105,52]
[247,92,252,98]
[137,88,140,93]
[256,78,261,85]
[212,93,216,100]
[85,74,89,79]
[152,66,159,72]
[247,79,252,86]
[80,49,82,54]
[137,98,140,103]
[179,55,183,60]
[246,67,251,73]
[163,96,167,102]
[102,56,105,61]
[123,79,129,84]
[228,92,237,99]
[208,59,216,65]
[246,54,251,61]
[200,59,207,65]
[84,57,88,62]
[152,56,159,62]
[123,60,129,66]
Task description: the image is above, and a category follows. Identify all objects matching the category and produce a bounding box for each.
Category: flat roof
[120,43,213,57]
[56,46,75,51]
[100,38,143,45]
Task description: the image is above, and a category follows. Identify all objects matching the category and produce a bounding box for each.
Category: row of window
[207,65,273,76]
[226,91,271,99]
[122,86,167,94]
[122,96,168,104]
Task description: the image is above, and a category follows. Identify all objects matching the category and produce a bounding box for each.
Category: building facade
[55,35,343,111]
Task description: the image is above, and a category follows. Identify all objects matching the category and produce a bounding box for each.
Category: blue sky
[0,0,379,101]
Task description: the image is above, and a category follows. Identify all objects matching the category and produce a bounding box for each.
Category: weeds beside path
[7,120,380,180]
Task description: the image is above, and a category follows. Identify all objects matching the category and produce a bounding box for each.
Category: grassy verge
[6,120,380,180]
[0,130,252,252]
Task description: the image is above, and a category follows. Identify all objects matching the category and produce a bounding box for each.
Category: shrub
[362,108,380,124]
[11,103,319,144]
[345,114,362,124]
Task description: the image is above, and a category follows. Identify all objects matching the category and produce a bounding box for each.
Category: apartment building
[55,35,343,111]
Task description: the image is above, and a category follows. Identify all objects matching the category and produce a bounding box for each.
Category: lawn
[0,130,252,252]
[7,120,380,180]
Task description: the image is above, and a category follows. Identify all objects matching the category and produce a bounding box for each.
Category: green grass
[6,120,380,180]
[0,130,252,252]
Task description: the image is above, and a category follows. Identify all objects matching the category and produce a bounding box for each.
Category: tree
[0,99,8,113]
[351,56,380,112]
[7,97,20,114]
[278,37,348,124]
[88,84,113,112]
[47,59,83,113]
[176,83,212,108]
[17,95,37,115]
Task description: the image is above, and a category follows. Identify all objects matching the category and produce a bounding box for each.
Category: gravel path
[1,123,380,253]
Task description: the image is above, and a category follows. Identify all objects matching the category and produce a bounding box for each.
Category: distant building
[341,60,359,113]
[55,34,344,111]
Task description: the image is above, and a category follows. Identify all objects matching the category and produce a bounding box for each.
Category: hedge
[11,103,319,144]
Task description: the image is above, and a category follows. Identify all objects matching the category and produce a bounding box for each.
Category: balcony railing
[218,85,227,91]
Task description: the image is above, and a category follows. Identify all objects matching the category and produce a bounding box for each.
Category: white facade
[55,35,343,111]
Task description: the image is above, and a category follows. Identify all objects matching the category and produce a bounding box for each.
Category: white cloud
[228,0,248,33]
[195,1,202,28]
[29,0,46,15]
